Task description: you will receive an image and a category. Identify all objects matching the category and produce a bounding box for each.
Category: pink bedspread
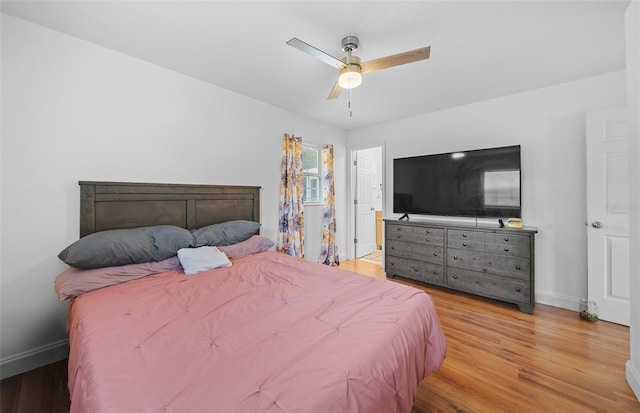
[67,251,446,413]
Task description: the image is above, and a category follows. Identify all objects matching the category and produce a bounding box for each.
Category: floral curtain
[277,134,305,259]
[318,144,340,266]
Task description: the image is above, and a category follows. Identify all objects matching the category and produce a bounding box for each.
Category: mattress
[66,251,446,412]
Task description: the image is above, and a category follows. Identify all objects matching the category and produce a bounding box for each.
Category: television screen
[393,145,521,218]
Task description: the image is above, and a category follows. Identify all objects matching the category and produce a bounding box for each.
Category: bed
[59,181,446,413]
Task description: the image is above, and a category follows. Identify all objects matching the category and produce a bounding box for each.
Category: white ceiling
[1,0,630,131]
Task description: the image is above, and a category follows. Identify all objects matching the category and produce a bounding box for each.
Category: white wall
[0,15,346,377]
[347,71,626,311]
[625,0,640,401]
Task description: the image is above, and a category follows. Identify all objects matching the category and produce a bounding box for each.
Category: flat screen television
[393,145,521,219]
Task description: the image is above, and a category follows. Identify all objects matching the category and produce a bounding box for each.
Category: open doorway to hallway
[352,146,383,264]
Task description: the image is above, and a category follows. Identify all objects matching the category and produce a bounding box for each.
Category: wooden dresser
[385,219,537,313]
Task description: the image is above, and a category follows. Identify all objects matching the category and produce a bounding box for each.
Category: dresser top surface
[384,218,538,234]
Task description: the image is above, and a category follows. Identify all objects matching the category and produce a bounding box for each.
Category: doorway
[352,146,383,263]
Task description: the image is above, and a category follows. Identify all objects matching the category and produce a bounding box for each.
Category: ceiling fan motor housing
[341,36,359,53]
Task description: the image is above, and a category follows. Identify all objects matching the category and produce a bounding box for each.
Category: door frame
[348,142,386,261]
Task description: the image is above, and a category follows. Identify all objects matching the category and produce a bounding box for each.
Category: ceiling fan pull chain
[349,88,353,117]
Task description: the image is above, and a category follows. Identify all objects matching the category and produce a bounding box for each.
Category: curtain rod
[285,133,302,141]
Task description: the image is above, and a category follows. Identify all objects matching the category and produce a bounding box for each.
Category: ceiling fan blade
[286,38,345,70]
[361,46,431,74]
[327,81,342,99]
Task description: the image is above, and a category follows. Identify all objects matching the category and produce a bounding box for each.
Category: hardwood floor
[2,259,638,412]
[341,259,640,413]
[0,358,69,413]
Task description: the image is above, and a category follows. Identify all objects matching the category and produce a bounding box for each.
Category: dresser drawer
[484,242,530,258]
[448,229,484,242]
[386,256,444,284]
[447,238,484,251]
[387,224,444,238]
[447,248,530,280]
[447,268,531,304]
[386,240,444,265]
[387,230,444,247]
[485,233,530,247]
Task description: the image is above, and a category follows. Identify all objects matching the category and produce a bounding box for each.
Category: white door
[355,150,377,258]
[586,107,630,326]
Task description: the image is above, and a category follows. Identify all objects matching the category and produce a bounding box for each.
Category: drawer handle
[462,233,467,237]
[515,265,521,270]
[504,237,509,242]
[426,229,430,234]
[426,238,430,242]
[463,242,467,247]
[391,246,395,250]
[516,287,521,292]
[433,253,438,256]
[504,247,509,252]
[453,256,458,260]
[453,275,458,279]
[433,271,438,275]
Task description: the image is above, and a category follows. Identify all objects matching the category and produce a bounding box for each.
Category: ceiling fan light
[338,65,362,89]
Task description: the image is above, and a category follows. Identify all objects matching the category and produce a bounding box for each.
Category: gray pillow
[191,220,261,247]
[58,225,195,269]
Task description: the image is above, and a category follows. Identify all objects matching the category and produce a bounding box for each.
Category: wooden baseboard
[0,340,69,380]
[628,360,640,402]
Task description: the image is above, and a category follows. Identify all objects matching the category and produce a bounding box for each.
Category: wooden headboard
[79,181,261,237]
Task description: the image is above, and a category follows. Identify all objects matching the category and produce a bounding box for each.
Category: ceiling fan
[286,36,431,100]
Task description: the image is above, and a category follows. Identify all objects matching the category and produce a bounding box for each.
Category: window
[302,145,323,203]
